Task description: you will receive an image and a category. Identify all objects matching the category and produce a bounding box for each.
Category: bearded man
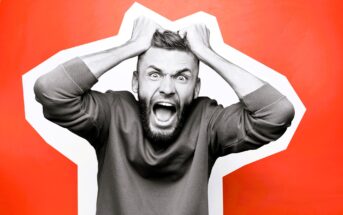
[34,17,294,215]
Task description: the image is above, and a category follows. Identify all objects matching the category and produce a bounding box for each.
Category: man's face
[133,47,200,144]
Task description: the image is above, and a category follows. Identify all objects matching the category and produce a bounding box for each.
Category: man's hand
[129,16,162,55]
[179,24,211,61]
[81,16,162,78]
[180,23,264,98]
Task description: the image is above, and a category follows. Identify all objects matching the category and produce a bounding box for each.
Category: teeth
[158,102,173,107]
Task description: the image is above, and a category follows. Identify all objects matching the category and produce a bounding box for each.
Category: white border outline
[22,3,306,215]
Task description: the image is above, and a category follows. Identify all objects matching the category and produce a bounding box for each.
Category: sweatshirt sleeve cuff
[62,57,98,92]
[240,83,284,112]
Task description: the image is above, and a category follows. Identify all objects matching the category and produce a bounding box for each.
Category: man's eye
[149,73,161,80]
[176,75,188,82]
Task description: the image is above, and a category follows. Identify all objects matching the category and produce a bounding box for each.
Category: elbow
[261,96,295,127]
[34,74,49,104]
[242,98,295,145]
[33,73,62,107]
[279,97,295,127]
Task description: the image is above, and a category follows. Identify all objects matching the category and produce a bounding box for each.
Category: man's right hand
[129,16,162,55]
[80,16,162,78]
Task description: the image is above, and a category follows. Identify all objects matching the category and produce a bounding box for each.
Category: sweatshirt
[34,57,295,215]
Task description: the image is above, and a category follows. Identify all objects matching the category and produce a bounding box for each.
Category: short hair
[136,30,198,71]
[151,30,190,51]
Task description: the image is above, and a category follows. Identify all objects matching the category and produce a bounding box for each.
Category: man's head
[132,30,201,145]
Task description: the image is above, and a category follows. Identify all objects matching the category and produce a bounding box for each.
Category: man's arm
[81,17,161,78]
[181,24,295,155]
[180,24,264,98]
[34,17,160,144]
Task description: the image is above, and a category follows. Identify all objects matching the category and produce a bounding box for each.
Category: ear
[132,71,139,93]
[194,77,201,99]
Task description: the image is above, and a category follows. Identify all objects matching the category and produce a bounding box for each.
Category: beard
[138,96,190,147]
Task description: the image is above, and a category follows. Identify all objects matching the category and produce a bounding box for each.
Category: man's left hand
[179,24,211,61]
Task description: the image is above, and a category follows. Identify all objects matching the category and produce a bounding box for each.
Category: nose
[159,75,175,96]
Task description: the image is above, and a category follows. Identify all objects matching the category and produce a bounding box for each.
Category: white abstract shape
[22,2,305,215]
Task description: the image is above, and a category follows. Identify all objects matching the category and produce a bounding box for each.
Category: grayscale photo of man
[34,17,295,215]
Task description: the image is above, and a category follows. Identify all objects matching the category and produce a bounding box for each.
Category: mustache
[150,99,180,113]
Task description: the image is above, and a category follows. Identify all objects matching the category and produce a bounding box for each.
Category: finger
[156,25,165,33]
[135,16,148,26]
[133,18,138,28]
[205,26,210,37]
[177,29,187,39]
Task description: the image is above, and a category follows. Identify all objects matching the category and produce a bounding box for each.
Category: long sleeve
[34,58,111,147]
[208,83,295,157]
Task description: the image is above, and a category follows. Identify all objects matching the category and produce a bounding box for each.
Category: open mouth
[153,102,177,123]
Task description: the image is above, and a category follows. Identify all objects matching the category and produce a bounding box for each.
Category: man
[34,17,294,215]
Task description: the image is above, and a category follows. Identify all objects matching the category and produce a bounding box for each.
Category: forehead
[138,47,198,73]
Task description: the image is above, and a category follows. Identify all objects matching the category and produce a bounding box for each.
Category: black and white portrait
[23,3,304,215]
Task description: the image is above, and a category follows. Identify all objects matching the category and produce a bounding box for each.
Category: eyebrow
[147,65,162,72]
[147,65,192,75]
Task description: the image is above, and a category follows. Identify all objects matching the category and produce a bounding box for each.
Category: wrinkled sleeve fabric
[208,84,295,157]
[34,57,112,149]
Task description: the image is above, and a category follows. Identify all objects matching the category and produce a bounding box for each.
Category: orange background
[1,0,343,214]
